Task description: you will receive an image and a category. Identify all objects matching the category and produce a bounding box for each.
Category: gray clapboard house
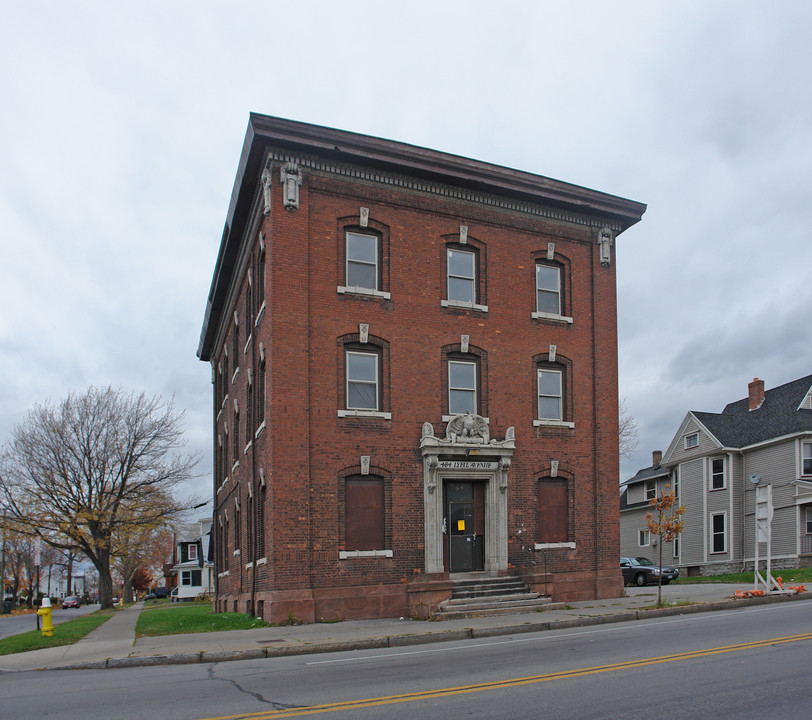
[621,376,812,575]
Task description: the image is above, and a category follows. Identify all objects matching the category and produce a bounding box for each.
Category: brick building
[197,114,646,622]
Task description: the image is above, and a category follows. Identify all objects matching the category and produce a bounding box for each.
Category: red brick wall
[211,159,623,618]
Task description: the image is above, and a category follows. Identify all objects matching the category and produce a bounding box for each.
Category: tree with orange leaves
[646,484,685,607]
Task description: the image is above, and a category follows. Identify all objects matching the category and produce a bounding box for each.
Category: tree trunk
[657,531,664,606]
[96,553,114,609]
[122,567,136,604]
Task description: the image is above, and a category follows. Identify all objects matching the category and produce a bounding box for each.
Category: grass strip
[135,603,268,637]
[0,613,111,656]
[674,568,812,585]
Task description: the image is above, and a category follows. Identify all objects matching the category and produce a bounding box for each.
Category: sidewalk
[1,584,808,673]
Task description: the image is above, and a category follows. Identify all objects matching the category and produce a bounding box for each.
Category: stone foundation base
[216,567,625,623]
[239,584,411,624]
[519,566,624,602]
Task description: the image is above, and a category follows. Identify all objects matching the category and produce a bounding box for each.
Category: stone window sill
[531,311,573,324]
[533,420,575,429]
[534,542,576,550]
[441,299,488,313]
[338,410,392,419]
[337,286,391,300]
[339,550,393,559]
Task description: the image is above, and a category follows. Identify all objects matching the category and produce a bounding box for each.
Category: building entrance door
[445,481,485,573]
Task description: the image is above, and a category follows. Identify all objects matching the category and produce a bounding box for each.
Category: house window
[535,263,561,316]
[537,368,563,421]
[246,380,254,446]
[645,480,656,500]
[447,248,476,304]
[711,458,725,490]
[672,535,680,558]
[449,360,477,415]
[256,355,266,430]
[803,442,812,476]
[188,544,197,561]
[246,494,254,564]
[231,321,239,373]
[223,517,229,566]
[710,513,726,553]
[345,231,379,291]
[255,246,265,318]
[538,479,568,543]
[346,350,379,411]
[345,477,384,551]
[257,484,266,559]
[805,507,812,535]
[234,505,241,554]
[638,529,650,547]
[181,570,202,586]
[245,278,253,336]
[232,407,240,465]
[685,433,699,449]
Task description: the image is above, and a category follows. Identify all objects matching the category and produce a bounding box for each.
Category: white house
[169,518,214,600]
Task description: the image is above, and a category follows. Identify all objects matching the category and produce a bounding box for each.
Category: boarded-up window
[346,477,384,550]
[538,479,568,543]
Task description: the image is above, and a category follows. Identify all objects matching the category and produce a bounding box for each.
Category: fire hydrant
[37,597,54,637]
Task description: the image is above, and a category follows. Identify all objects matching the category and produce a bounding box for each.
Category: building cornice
[198,114,647,361]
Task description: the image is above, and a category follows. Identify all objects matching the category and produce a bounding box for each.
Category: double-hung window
[803,442,812,476]
[537,368,563,421]
[710,513,726,553]
[346,351,379,411]
[535,263,561,315]
[448,360,477,415]
[711,458,725,490]
[345,232,379,291]
[645,480,656,500]
[447,248,476,304]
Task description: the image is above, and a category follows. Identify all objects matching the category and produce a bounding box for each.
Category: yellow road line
[198,631,812,720]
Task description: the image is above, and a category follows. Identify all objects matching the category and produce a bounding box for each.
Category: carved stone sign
[437,460,498,470]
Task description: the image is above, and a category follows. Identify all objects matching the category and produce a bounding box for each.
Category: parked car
[620,556,679,586]
[153,587,169,598]
[62,596,81,608]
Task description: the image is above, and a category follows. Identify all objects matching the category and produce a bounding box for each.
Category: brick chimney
[652,450,662,467]
[748,378,765,411]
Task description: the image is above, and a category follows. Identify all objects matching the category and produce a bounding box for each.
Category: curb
[21,591,812,672]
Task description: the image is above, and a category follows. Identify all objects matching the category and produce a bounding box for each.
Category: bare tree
[619,397,640,461]
[0,386,199,608]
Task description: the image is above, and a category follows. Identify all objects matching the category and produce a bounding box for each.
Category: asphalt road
[3,600,812,719]
[0,603,99,640]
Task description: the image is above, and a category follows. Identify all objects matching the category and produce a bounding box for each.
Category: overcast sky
[1,1,810,500]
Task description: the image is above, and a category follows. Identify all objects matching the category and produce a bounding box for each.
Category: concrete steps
[433,575,557,620]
